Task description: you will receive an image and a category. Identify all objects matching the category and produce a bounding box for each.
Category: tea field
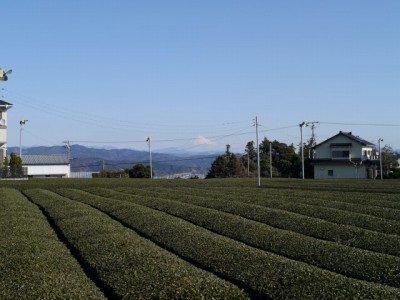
[1,178,400,299]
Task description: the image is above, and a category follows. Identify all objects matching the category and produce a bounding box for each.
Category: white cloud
[194,136,215,145]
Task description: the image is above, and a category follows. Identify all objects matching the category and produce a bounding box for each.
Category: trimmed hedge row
[55,188,400,299]
[0,188,105,300]
[117,186,400,257]
[153,186,400,236]
[192,186,400,222]
[254,180,400,194]
[72,187,400,288]
[280,195,400,222]
[24,188,248,300]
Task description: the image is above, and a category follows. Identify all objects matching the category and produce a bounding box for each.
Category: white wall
[0,129,6,144]
[26,165,70,178]
[315,135,366,160]
[0,109,8,158]
[314,164,367,179]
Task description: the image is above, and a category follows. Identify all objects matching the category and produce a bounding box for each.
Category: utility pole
[299,121,307,180]
[378,138,383,180]
[255,116,260,187]
[299,121,319,179]
[269,142,272,179]
[102,160,106,171]
[19,119,28,158]
[247,152,250,177]
[146,137,153,179]
[63,140,71,161]
[308,121,319,159]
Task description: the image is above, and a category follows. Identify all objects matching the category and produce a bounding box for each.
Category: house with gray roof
[22,154,70,178]
[311,131,380,179]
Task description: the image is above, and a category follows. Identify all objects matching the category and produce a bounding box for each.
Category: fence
[0,167,28,179]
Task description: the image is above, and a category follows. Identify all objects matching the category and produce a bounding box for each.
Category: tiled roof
[315,131,375,148]
[339,131,375,146]
[22,155,70,165]
[0,100,13,106]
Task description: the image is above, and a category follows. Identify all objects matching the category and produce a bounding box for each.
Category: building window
[332,150,349,158]
[328,170,334,176]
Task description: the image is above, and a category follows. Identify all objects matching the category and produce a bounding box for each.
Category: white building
[22,155,70,178]
[312,131,379,179]
[0,100,12,160]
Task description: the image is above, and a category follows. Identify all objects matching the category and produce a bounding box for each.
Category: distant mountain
[155,147,221,157]
[8,145,217,177]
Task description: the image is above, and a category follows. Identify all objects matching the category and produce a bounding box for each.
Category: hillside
[8,145,218,177]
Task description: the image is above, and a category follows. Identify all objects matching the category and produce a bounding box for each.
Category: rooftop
[315,131,375,148]
[22,155,70,165]
[0,100,13,107]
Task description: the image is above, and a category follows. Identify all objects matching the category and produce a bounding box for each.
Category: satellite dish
[0,119,5,126]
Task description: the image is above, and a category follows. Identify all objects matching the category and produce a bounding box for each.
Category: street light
[146,137,153,179]
[19,119,28,158]
[299,121,308,179]
[378,138,383,180]
[0,68,12,81]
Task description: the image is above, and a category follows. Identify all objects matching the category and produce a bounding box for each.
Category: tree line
[206,138,400,179]
[0,152,25,178]
[206,138,303,179]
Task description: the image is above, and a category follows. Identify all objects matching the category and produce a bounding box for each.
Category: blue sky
[2,1,399,153]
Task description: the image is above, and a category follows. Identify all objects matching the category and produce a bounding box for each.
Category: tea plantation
[1,178,400,299]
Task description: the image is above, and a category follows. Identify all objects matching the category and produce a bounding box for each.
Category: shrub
[24,189,248,300]
[0,188,105,300]
[55,188,400,299]
[76,187,400,288]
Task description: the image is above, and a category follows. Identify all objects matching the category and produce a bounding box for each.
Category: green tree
[9,152,22,177]
[259,138,273,177]
[129,163,152,178]
[259,138,301,178]
[206,145,246,178]
[381,145,399,177]
[242,141,257,176]
[1,156,9,177]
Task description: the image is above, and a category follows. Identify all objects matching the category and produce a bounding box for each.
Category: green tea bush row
[155,186,400,236]
[227,196,400,236]
[24,188,248,300]
[0,188,105,300]
[256,180,400,194]
[190,186,400,222]
[72,187,400,288]
[203,185,400,209]
[280,195,400,222]
[55,188,400,299]
[116,186,400,257]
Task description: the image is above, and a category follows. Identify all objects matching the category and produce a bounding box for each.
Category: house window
[332,150,349,158]
[328,170,334,176]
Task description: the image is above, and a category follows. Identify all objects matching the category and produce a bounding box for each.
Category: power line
[320,121,400,127]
